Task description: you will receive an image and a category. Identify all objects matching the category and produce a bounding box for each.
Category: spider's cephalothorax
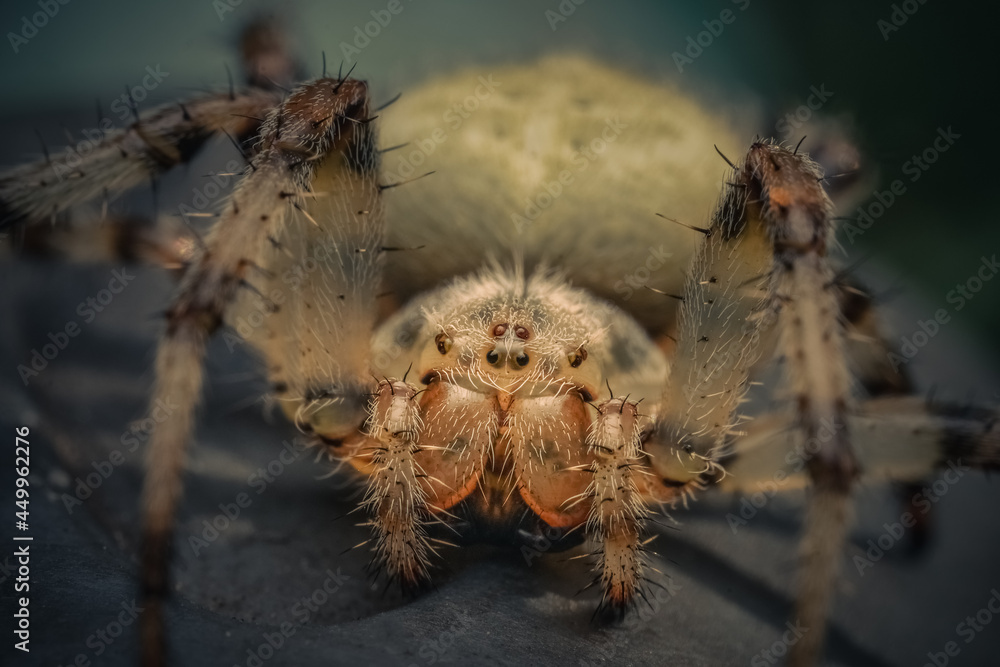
[2,22,998,667]
[333,268,671,606]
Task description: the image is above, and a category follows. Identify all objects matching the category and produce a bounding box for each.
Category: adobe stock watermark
[17,267,137,385]
[187,437,310,556]
[920,588,1000,667]
[775,85,834,138]
[49,64,171,181]
[338,0,415,61]
[672,0,751,73]
[726,417,845,534]
[877,0,928,41]
[57,599,143,666]
[853,460,968,576]
[382,74,502,186]
[545,0,587,31]
[511,116,628,233]
[887,254,998,372]
[59,397,179,514]
[578,580,683,667]
[213,0,247,21]
[613,246,675,300]
[406,612,475,666]
[178,159,243,219]
[236,567,350,667]
[520,524,573,566]
[222,235,343,352]
[7,0,71,54]
[841,126,959,245]
[750,620,809,666]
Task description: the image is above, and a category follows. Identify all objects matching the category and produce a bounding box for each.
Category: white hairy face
[411,269,661,399]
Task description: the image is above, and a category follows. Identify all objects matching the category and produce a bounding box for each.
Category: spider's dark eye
[515,353,529,367]
[486,350,499,365]
[435,333,452,355]
[568,347,588,368]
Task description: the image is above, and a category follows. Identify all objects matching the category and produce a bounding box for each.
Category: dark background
[1,0,997,338]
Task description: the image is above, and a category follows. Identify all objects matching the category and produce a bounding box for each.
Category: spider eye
[486,350,499,364]
[568,347,588,368]
[435,333,452,355]
[515,353,529,367]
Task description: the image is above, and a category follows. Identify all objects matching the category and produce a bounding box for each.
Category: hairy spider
[2,14,998,667]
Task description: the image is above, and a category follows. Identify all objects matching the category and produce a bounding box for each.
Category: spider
[2,14,998,667]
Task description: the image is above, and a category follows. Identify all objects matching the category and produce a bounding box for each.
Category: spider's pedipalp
[361,378,432,587]
[585,396,647,611]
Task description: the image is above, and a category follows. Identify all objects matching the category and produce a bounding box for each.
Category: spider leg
[650,140,866,665]
[2,19,296,264]
[586,396,647,613]
[16,212,196,270]
[138,76,379,667]
[833,275,954,548]
[713,273,924,492]
[647,146,775,487]
[236,103,386,438]
[362,379,432,588]
[0,89,281,228]
[748,150,856,667]
[719,395,1000,493]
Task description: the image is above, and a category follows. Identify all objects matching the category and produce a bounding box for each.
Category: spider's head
[416,275,603,401]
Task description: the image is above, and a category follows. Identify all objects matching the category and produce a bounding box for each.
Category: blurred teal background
[1,0,996,344]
